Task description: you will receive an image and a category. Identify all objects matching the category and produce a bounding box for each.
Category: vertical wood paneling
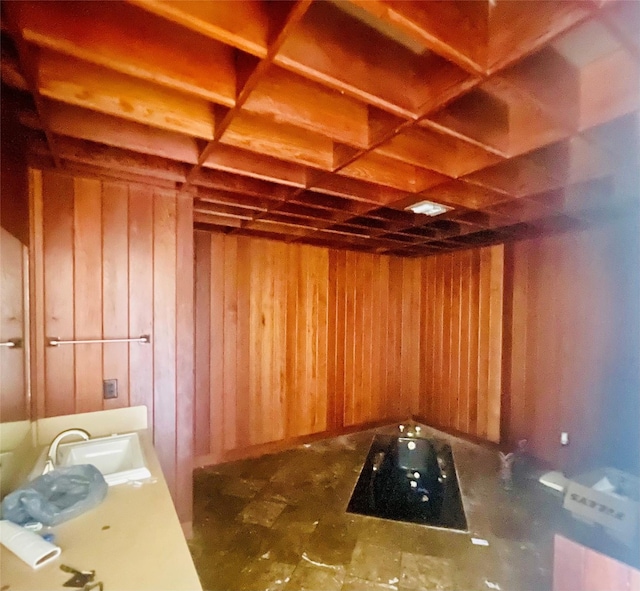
[421,256,435,421]
[195,237,505,463]
[102,182,129,410]
[73,177,102,414]
[486,245,504,443]
[247,238,287,446]
[175,194,194,525]
[43,172,75,417]
[377,255,390,421]
[468,249,480,435]
[33,170,194,527]
[334,250,346,429]
[537,237,561,463]
[315,247,329,432]
[477,247,491,439]
[449,254,461,429]
[505,219,638,471]
[194,231,211,456]
[300,247,311,431]
[388,258,403,418]
[353,252,365,423]
[441,254,453,427]
[249,238,263,444]
[29,170,45,421]
[343,251,355,425]
[285,242,300,438]
[553,534,640,591]
[236,236,251,447]
[458,250,471,433]
[432,255,444,425]
[222,236,238,451]
[401,260,421,416]
[128,184,154,430]
[413,246,502,442]
[152,190,177,492]
[370,254,382,421]
[326,249,338,431]
[209,233,225,462]
[272,241,288,441]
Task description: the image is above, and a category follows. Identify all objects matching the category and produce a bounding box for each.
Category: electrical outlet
[103,379,118,399]
[560,432,569,446]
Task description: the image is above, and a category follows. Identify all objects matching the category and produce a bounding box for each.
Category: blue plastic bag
[1,464,108,526]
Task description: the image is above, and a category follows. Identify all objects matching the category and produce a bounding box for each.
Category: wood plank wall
[30,169,194,526]
[418,248,504,443]
[553,535,640,591]
[0,226,28,422]
[194,232,504,465]
[504,218,640,474]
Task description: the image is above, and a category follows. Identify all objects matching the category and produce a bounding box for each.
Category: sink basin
[31,432,151,486]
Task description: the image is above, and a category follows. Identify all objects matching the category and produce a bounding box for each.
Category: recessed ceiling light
[406,200,452,216]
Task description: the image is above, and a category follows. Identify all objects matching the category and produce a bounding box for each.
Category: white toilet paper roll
[0,520,61,569]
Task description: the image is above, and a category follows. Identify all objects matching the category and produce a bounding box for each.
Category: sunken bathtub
[347,429,468,531]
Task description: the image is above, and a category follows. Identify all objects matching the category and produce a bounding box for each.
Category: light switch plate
[103,379,118,399]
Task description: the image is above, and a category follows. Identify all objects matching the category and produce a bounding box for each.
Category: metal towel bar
[0,338,22,348]
[47,335,151,347]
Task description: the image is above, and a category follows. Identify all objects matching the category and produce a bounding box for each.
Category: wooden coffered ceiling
[1,0,639,256]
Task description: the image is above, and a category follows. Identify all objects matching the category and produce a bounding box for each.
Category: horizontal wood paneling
[30,169,194,525]
[194,233,504,464]
[504,218,640,474]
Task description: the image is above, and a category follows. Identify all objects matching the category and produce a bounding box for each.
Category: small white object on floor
[538,470,567,492]
[485,580,501,590]
[471,537,489,546]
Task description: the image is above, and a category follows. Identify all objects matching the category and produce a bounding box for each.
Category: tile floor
[188,424,559,591]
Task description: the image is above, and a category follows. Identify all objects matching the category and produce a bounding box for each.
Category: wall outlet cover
[103,379,118,399]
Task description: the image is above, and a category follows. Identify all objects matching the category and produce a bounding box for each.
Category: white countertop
[1,430,202,591]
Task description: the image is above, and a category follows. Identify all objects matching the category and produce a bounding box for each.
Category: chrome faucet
[42,428,91,474]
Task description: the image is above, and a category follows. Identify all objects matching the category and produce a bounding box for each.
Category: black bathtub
[347,434,468,531]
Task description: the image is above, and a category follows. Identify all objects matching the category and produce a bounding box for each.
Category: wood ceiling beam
[2,7,61,168]
[30,135,188,183]
[39,101,200,164]
[128,0,286,59]
[3,0,636,256]
[37,50,216,140]
[202,144,307,188]
[182,0,314,191]
[15,1,237,105]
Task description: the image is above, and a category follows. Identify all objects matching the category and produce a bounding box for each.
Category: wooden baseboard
[411,415,501,451]
[193,417,411,469]
[193,416,507,470]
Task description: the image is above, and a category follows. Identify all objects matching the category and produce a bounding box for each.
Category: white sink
[32,432,151,486]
